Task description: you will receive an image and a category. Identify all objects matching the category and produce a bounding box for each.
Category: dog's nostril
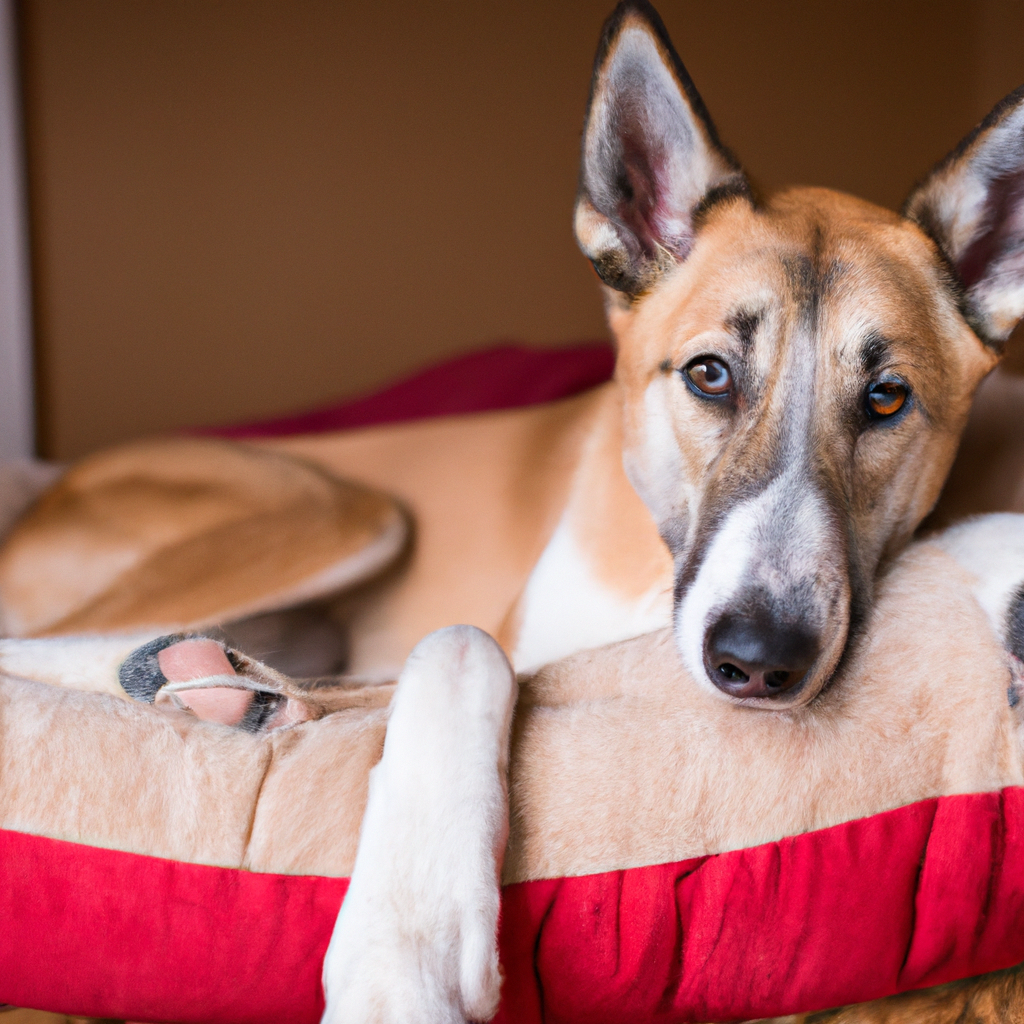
[716,662,749,683]
[765,669,792,689]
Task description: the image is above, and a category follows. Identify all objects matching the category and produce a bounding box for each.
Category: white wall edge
[0,0,34,460]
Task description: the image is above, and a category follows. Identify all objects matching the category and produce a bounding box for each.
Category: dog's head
[576,1,1024,707]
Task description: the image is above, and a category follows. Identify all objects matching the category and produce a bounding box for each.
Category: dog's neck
[507,380,674,672]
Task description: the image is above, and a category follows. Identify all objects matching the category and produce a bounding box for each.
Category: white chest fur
[512,514,672,674]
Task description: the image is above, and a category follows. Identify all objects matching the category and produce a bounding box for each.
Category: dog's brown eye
[866,380,908,419]
[685,357,732,398]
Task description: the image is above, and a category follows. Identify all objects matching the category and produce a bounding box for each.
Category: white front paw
[320,625,515,1024]
[322,916,485,1024]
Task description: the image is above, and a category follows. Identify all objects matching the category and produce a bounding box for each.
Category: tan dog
[260,0,1023,718]
[2,0,1021,705]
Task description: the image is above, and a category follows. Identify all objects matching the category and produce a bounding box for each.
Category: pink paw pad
[156,638,252,726]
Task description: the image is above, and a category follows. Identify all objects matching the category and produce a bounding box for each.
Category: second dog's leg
[320,624,516,1024]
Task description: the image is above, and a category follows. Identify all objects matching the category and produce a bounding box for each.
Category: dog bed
[3,772,1022,1022]
[0,342,1021,1023]
[2,564,1023,1023]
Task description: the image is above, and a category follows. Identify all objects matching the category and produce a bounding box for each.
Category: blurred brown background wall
[17,0,1024,460]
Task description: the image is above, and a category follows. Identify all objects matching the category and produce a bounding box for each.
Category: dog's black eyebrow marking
[727,308,762,347]
[861,332,893,377]
[692,179,754,228]
[783,252,828,323]
[782,226,845,325]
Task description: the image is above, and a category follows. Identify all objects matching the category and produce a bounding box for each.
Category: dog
[3,0,1020,706]
[261,0,1020,717]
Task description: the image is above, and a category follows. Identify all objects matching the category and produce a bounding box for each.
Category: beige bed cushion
[0,437,407,637]
[0,537,1020,886]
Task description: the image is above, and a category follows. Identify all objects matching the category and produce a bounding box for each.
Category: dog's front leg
[321,624,516,1024]
[0,633,160,696]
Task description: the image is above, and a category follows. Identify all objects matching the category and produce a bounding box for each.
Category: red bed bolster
[203,342,616,439]
[3,788,1024,1023]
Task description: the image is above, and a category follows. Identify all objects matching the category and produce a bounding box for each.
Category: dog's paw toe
[321,890,502,1024]
[118,633,189,702]
[319,625,513,1024]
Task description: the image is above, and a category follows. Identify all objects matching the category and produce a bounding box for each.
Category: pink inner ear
[957,167,1024,291]
[177,687,254,727]
[616,125,685,260]
[158,639,235,683]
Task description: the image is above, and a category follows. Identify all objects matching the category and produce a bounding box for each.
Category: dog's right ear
[574,1,747,297]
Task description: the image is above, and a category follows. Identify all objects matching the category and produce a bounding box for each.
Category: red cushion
[204,342,615,438]
[3,789,1023,1023]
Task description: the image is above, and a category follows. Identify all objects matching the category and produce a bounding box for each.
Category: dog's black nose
[704,607,820,699]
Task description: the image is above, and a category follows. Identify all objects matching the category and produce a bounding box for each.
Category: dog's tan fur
[0,437,406,639]
[265,384,660,673]
[266,182,996,689]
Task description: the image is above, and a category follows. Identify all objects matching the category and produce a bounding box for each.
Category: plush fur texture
[0,518,1019,873]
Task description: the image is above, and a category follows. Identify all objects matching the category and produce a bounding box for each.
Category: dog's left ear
[905,86,1024,346]
[574,1,747,297]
